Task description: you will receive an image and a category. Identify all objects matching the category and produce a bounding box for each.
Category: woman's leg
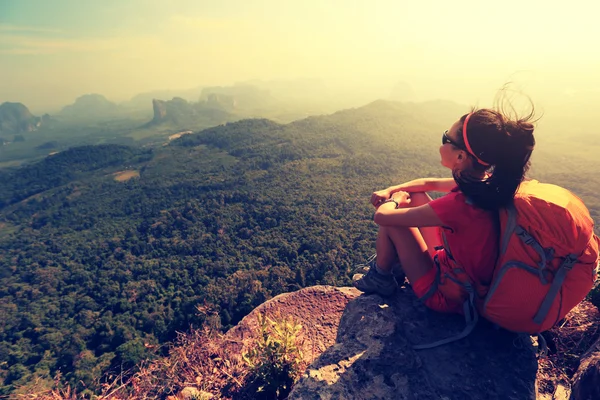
[353,192,441,295]
[405,192,443,258]
[374,192,441,282]
[377,225,434,284]
[374,225,400,271]
[378,225,461,313]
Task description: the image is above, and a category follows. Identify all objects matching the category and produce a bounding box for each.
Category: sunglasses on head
[442,130,464,149]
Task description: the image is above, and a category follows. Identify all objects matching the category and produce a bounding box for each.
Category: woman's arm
[374,202,443,227]
[371,178,456,207]
[388,178,456,194]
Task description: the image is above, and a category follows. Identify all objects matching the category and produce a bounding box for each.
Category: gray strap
[501,205,518,257]
[414,284,478,350]
[419,255,441,302]
[483,261,551,310]
[532,254,578,325]
[441,229,454,260]
[515,226,549,284]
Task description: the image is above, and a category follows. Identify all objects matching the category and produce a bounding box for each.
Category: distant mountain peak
[59,94,119,118]
[0,102,42,134]
[148,97,233,127]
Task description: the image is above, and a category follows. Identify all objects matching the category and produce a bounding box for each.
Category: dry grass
[16,327,249,399]
[537,300,600,395]
[13,373,84,400]
[113,170,140,182]
[168,131,193,141]
[20,307,312,400]
[122,327,249,399]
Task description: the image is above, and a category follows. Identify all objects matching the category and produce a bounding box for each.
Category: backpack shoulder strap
[533,253,579,325]
[500,204,518,257]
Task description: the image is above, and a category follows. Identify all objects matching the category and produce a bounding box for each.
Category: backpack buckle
[518,231,537,246]
[561,254,578,271]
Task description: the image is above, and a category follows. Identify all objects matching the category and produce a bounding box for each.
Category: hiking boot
[353,267,398,296]
[353,255,406,283]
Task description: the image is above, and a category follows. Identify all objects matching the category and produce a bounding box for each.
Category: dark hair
[452,101,536,211]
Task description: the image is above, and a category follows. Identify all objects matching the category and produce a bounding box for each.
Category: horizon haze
[1,0,599,126]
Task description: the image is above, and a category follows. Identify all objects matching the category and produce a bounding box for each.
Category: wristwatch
[383,198,399,209]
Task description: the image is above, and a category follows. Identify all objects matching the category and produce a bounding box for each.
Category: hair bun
[506,120,535,151]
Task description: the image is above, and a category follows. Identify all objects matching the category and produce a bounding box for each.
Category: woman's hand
[371,189,391,207]
[391,191,411,207]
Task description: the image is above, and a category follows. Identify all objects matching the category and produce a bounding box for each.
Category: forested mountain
[0,100,597,395]
[0,145,151,208]
[0,83,343,169]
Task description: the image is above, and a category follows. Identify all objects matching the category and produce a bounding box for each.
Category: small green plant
[242,312,304,399]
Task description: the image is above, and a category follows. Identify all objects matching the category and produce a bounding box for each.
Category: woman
[353,107,536,313]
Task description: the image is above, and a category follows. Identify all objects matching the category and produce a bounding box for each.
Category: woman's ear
[454,150,469,169]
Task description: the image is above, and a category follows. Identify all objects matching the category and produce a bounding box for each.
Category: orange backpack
[480,179,598,333]
[415,180,599,349]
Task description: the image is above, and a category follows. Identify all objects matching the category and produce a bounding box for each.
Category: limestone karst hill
[0,102,42,134]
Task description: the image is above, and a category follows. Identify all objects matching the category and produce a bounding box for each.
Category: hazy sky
[1,0,599,113]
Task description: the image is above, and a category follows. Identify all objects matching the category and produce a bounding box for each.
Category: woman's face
[439,120,468,170]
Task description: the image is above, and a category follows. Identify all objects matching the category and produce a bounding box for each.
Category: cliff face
[0,102,41,134]
[149,97,233,127]
[104,284,598,400]
[152,99,168,123]
[289,286,539,399]
[199,84,274,110]
[285,286,600,400]
[206,93,236,111]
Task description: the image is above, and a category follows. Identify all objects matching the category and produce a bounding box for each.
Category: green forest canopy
[0,100,598,395]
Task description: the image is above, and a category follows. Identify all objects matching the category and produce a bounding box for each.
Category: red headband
[462,113,490,166]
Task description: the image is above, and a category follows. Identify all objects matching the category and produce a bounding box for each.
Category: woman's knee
[408,192,433,207]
